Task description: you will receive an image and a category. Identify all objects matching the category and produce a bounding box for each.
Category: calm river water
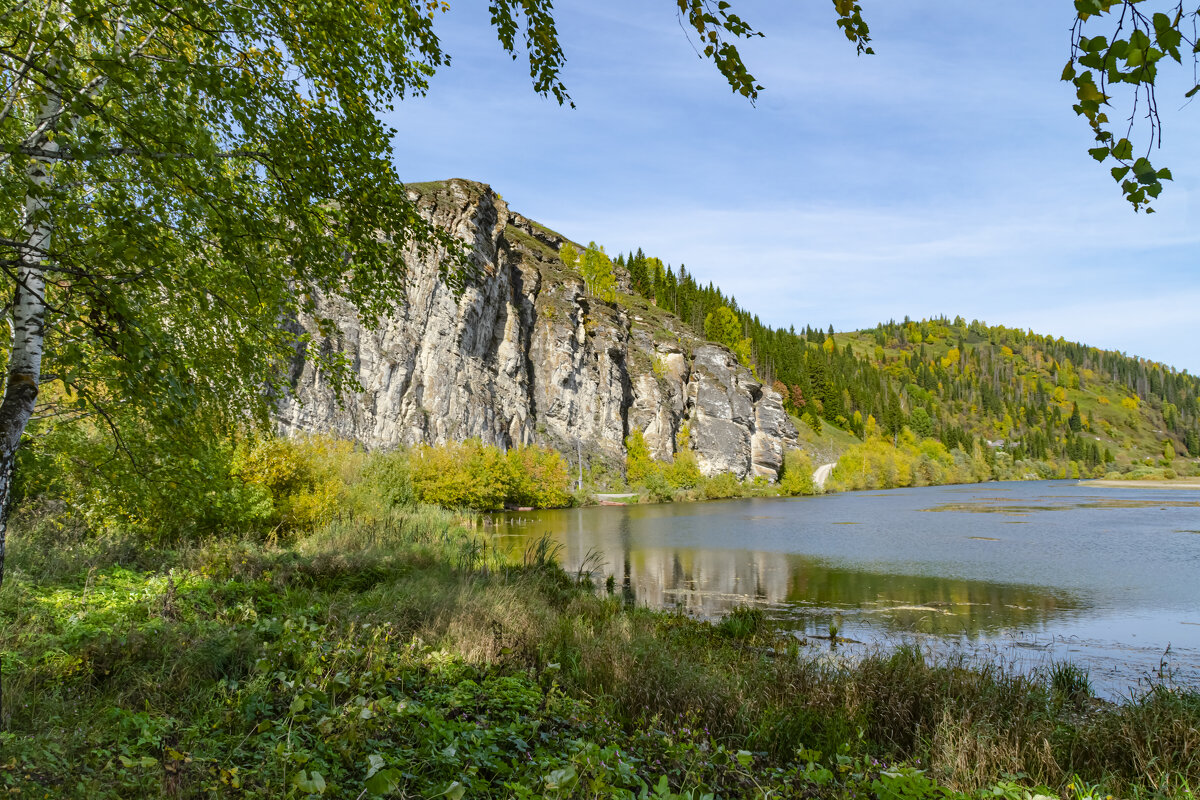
[489,481,1200,697]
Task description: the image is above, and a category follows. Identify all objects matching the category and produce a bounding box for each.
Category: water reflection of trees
[492,506,1075,638]
[778,565,1072,636]
[603,549,1070,637]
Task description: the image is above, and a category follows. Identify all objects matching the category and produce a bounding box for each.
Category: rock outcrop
[278,179,798,480]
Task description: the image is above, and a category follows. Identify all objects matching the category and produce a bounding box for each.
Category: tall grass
[2,502,1198,798]
[535,608,1200,794]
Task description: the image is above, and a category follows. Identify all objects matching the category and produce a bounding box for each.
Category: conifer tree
[1068,402,1083,433]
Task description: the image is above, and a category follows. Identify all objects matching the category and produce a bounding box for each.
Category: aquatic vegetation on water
[925,498,1200,514]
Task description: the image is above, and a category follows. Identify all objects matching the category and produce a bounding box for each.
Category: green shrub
[700,472,744,500]
[803,411,823,436]
[1125,466,1168,481]
[13,414,274,540]
[411,439,512,511]
[505,445,572,508]
[355,447,416,509]
[625,429,656,485]
[666,450,702,489]
[627,424,727,497]
[232,435,356,531]
[643,470,674,503]
[830,431,985,492]
[408,439,571,511]
[778,449,817,496]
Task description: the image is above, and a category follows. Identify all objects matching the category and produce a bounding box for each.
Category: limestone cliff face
[277,179,798,480]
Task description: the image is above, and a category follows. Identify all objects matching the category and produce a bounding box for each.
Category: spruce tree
[1068,402,1083,433]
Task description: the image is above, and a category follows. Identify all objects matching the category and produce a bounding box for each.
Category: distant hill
[606,249,1199,480]
[835,318,1198,474]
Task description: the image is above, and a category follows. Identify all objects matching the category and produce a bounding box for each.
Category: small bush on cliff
[625,426,703,493]
[628,424,762,499]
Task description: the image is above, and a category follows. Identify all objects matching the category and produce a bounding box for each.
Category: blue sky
[387,2,1200,372]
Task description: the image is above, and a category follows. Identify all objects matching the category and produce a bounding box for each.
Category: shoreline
[1080,478,1200,490]
[579,475,1200,508]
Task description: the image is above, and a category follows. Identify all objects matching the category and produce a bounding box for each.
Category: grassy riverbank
[2,502,1198,799]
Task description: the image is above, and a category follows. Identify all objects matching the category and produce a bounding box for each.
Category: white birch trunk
[0,77,59,588]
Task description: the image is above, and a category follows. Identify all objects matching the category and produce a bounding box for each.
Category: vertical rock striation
[278,179,798,479]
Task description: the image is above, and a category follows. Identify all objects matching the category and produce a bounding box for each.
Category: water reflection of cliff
[491,506,1076,638]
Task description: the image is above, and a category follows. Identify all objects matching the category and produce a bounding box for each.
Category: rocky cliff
[277,179,798,480]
